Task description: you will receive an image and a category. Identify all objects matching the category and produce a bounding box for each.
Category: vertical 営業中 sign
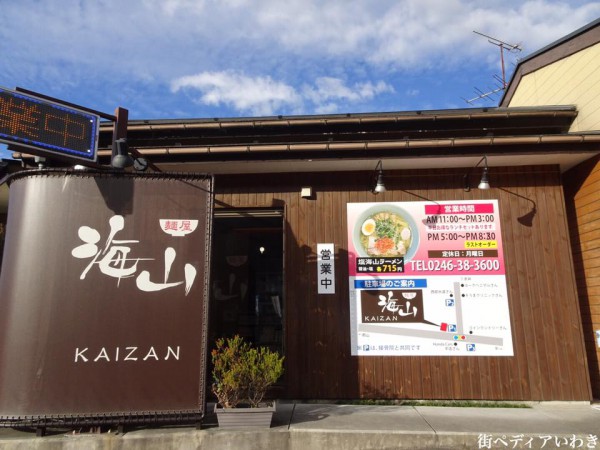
[317,243,335,294]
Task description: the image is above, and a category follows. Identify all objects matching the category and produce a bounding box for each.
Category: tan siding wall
[214,165,591,401]
[564,155,600,399]
[508,43,600,132]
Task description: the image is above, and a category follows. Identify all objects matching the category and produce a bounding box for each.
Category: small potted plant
[211,335,284,428]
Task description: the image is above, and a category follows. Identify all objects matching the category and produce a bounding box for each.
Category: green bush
[211,335,284,408]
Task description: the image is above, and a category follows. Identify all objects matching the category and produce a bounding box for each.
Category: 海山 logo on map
[361,289,433,324]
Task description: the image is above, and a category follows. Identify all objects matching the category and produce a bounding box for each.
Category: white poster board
[347,201,513,356]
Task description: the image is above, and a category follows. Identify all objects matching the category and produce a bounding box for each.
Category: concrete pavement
[0,401,598,449]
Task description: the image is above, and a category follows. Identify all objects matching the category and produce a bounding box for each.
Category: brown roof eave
[98,106,578,134]
[93,133,600,159]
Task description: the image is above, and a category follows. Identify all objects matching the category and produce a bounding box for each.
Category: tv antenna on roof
[463,31,522,104]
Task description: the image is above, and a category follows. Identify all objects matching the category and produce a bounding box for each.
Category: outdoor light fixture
[478,157,490,190]
[464,155,491,192]
[372,160,386,194]
[300,187,313,198]
[111,138,134,169]
[35,156,46,169]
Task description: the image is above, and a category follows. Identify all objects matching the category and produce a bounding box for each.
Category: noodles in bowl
[353,206,419,260]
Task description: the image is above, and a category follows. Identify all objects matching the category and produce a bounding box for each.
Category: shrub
[211,335,284,408]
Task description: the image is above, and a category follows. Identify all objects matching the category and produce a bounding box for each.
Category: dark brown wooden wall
[214,164,591,401]
[564,155,600,399]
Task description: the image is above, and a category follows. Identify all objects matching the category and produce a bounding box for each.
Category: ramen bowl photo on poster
[352,204,419,262]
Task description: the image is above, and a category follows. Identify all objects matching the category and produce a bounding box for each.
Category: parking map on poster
[347,201,513,356]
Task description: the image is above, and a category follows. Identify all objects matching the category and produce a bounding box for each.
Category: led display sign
[0,87,99,162]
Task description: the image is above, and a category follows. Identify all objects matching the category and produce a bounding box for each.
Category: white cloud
[171,71,302,116]
[139,0,600,69]
[303,78,394,114]
[314,103,341,115]
[303,77,395,107]
[355,0,600,68]
[5,0,599,76]
[2,0,599,116]
[172,72,395,115]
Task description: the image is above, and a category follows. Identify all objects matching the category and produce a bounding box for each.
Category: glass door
[209,210,284,353]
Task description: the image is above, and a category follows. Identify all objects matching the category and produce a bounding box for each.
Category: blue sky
[1,0,599,159]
